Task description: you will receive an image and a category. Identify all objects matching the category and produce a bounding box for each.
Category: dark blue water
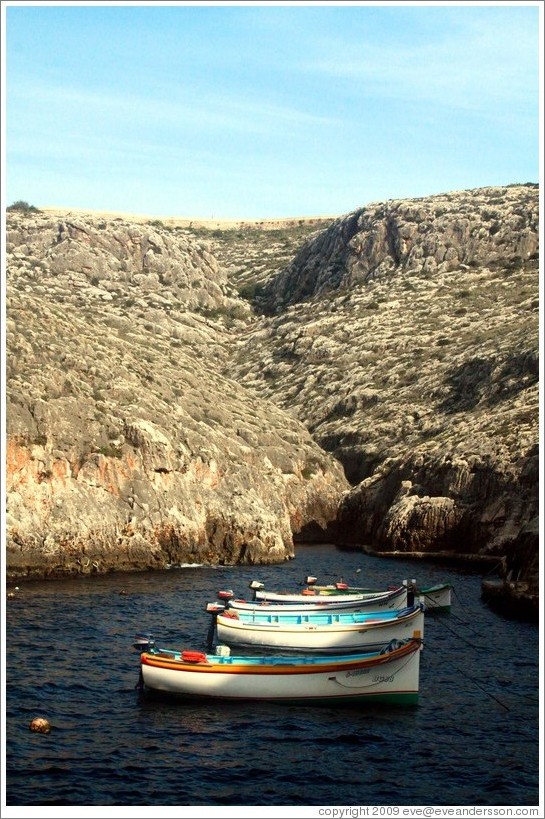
[5,544,540,808]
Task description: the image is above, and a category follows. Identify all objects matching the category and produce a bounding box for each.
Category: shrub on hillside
[7,200,41,214]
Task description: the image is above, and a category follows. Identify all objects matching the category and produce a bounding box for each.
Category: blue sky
[3,2,542,219]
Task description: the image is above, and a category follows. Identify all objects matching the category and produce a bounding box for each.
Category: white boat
[215,604,425,652]
[139,637,423,705]
[225,584,408,613]
[252,579,451,612]
[251,585,409,607]
[416,583,452,611]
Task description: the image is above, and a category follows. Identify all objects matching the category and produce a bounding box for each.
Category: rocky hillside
[228,184,539,613]
[5,185,539,616]
[258,185,538,313]
[5,212,348,579]
[184,218,334,300]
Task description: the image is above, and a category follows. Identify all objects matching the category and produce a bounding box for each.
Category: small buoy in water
[15,586,20,590]
[29,717,51,734]
[119,590,128,595]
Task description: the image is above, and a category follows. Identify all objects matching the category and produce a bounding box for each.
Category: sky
[2,1,542,220]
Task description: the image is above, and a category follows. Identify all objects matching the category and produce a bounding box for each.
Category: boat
[251,578,452,612]
[139,636,423,705]
[134,631,155,650]
[305,578,452,612]
[214,603,425,653]
[220,584,408,613]
[414,583,452,612]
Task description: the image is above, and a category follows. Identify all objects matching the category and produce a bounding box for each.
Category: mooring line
[450,662,511,712]
[426,606,485,640]
[425,610,490,650]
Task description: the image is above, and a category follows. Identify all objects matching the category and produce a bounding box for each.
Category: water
[4,544,540,809]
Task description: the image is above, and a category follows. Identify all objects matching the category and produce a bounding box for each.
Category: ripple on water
[6,548,540,806]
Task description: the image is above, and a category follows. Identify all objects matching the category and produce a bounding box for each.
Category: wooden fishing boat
[312,581,452,612]
[249,585,408,606]
[416,583,452,612]
[139,636,423,705]
[223,584,408,613]
[415,583,452,612]
[252,579,452,612]
[214,604,425,652]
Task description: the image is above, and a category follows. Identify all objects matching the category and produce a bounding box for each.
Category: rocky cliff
[258,185,538,312]
[5,186,539,616]
[5,212,348,579]
[229,185,539,613]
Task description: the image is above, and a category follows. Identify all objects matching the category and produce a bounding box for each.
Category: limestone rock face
[481,516,539,619]
[229,185,538,613]
[259,185,538,313]
[5,186,539,617]
[6,213,241,315]
[6,212,348,579]
[336,448,538,563]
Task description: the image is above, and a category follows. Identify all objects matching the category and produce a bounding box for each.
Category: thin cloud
[303,13,537,116]
[5,4,539,217]
[10,81,339,137]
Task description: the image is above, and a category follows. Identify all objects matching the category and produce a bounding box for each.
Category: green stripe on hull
[143,688,419,706]
[280,692,420,707]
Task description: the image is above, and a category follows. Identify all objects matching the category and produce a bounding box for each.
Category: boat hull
[418,584,452,612]
[233,585,408,613]
[216,606,424,652]
[140,640,421,704]
[254,588,407,607]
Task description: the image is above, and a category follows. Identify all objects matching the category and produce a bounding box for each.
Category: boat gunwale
[254,585,407,603]
[237,585,407,611]
[140,638,422,675]
[297,582,451,596]
[216,605,423,633]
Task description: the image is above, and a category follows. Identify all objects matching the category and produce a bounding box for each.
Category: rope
[483,560,505,578]
[425,604,485,640]
[426,612,488,650]
[450,662,511,712]
[422,586,491,641]
[423,591,534,715]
